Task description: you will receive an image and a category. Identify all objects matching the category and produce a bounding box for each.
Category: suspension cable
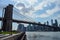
[1,8,5,30]
[13,7,35,22]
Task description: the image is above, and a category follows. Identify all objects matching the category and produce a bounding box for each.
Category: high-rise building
[17,24,26,32]
[51,19,58,27]
[55,19,58,27]
[26,24,32,31]
[44,22,46,25]
[32,24,37,31]
[47,21,49,25]
[27,24,37,31]
[51,19,53,26]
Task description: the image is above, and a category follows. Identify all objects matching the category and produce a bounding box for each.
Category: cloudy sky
[0,0,60,30]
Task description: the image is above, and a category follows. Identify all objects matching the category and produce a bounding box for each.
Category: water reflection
[26,32,60,40]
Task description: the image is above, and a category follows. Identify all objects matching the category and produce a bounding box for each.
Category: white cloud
[12,0,60,18]
[46,6,60,15]
[34,1,48,10]
[34,0,57,11]
[36,5,60,18]
[25,12,36,18]
[37,14,49,18]
[29,0,60,18]
[12,0,38,7]
[46,0,56,2]
[26,0,38,5]
[15,3,25,10]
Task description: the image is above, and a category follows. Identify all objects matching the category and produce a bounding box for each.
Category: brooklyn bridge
[0,4,60,32]
[0,4,60,40]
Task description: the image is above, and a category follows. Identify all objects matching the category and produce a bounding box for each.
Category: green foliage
[0,31,17,34]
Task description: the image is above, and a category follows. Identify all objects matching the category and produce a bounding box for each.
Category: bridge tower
[2,4,13,31]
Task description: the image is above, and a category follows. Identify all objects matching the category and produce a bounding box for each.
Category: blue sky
[0,0,60,30]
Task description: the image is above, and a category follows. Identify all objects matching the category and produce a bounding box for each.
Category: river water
[26,32,60,40]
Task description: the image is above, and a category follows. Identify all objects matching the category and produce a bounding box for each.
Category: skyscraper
[17,24,26,32]
[26,24,32,31]
[47,21,49,25]
[55,19,58,27]
[51,19,53,26]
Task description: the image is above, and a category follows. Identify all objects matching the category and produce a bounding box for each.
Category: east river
[26,32,60,40]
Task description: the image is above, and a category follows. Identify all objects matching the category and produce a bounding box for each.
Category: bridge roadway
[0,17,60,31]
